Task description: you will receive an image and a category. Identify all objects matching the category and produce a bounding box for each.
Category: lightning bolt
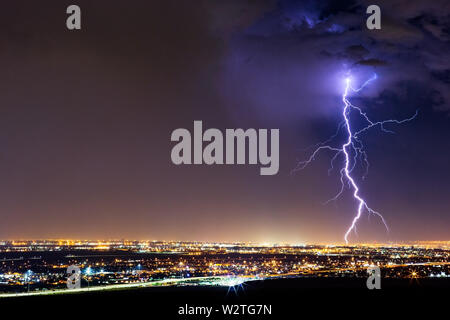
[294,74,418,244]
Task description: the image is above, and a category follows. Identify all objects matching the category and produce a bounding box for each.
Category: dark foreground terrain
[1,277,449,318]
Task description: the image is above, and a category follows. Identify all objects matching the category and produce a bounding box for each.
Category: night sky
[0,0,449,243]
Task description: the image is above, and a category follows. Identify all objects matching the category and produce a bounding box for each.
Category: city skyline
[1,239,449,248]
[1,239,449,297]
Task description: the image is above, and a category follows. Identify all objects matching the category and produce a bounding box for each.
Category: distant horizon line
[2,239,449,246]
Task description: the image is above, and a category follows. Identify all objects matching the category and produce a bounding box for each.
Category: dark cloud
[356,58,388,66]
[345,45,370,60]
[222,0,450,112]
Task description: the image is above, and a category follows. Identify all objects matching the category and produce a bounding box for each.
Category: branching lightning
[294,74,418,244]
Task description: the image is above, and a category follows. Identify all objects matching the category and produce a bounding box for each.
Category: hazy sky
[0,0,449,243]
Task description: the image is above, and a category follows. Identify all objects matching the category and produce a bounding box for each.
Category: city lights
[0,240,448,296]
